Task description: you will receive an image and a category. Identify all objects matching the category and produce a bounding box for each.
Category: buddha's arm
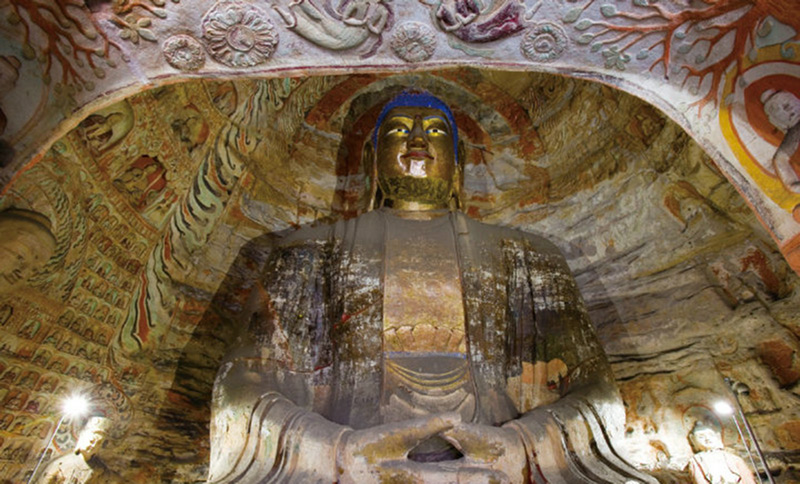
[443,362,628,483]
[209,360,342,483]
[445,240,654,483]
[510,246,656,482]
[503,375,638,482]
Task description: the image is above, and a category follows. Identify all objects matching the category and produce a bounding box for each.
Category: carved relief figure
[17,370,39,389]
[761,89,800,192]
[18,319,42,340]
[0,209,57,293]
[428,0,526,43]
[23,397,42,413]
[170,104,210,153]
[272,0,389,52]
[112,155,169,211]
[77,101,134,155]
[208,92,654,483]
[110,155,176,218]
[3,389,28,411]
[1,365,20,384]
[687,421,756,484]
[628,104,666,147]
[32,349,52,369]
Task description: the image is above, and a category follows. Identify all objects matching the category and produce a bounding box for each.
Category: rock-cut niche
[0,69,797,483]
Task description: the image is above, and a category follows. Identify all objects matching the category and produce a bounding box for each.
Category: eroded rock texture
[0,70,797,482]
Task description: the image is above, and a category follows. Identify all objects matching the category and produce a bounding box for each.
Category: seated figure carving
[36,416,118,484]
[209,92,656,483]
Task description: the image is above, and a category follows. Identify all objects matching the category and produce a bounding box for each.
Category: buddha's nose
[408,116,426,147]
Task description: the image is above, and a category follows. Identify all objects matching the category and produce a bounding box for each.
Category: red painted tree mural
[4,0,174,88]
[564,0,800,112]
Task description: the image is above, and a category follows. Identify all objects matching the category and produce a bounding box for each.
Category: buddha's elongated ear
[457,137,466,170]
[362,138,379,212]
[451,139,467,210]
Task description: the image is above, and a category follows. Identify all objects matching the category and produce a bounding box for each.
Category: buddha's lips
[402,151,433,160]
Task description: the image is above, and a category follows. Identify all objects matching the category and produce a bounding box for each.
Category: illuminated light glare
[62,395,89,417]
[713,401,734,416]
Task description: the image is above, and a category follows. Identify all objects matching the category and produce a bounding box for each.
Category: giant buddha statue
[209,92,655,483]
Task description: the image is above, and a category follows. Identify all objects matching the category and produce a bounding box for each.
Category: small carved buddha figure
[37,416,117,484]
[209,92,655,483]
[0,208,56,293]
[688,421,756,484]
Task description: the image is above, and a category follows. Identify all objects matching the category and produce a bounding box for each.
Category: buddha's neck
[382,199,451,220]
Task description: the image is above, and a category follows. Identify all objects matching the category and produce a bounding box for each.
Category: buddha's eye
[426,127,446,136]
[386,126,410,136]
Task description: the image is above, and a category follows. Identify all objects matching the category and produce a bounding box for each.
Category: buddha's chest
[382,215,466,354]
[380,215,474,423]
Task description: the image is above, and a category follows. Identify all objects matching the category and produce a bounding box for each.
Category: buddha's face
[76,425,106,458]
[0,218,56,292]
[689,426,723,452]
[376,106,456,208]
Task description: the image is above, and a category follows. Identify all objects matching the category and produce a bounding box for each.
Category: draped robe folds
[208,209,656,484]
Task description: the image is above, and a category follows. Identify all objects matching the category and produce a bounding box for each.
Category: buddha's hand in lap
[337,414,525,483]
[337,413,464,483]
[440,423,528,484]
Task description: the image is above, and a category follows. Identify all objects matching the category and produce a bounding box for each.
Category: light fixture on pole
[27,394,90,484]
[714,398,762,484]
[718,378,776,484]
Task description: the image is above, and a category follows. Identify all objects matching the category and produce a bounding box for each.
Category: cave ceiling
[0,69,798,482]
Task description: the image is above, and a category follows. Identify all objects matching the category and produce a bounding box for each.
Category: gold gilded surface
[376,106,457,211]
[382,214,466,354]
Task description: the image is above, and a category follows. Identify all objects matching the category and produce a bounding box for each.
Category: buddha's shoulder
[458,213,565,258]
[272,210,384,247]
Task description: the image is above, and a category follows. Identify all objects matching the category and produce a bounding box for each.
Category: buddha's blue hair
[372,91,459,164]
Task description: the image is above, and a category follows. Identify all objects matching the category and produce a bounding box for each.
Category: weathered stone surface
[776,421,800,451]
[756,340,800,388]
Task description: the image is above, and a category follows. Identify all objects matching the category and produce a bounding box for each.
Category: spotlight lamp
[713,400,734,416]
[62,394,90,417]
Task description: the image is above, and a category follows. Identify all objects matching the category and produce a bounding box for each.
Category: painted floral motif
[112,14,157,44]
[520,22,567,62]
[202,1,278,67]
[602,46,631,71]
[163,35,206,71]
[391,22,437,63]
